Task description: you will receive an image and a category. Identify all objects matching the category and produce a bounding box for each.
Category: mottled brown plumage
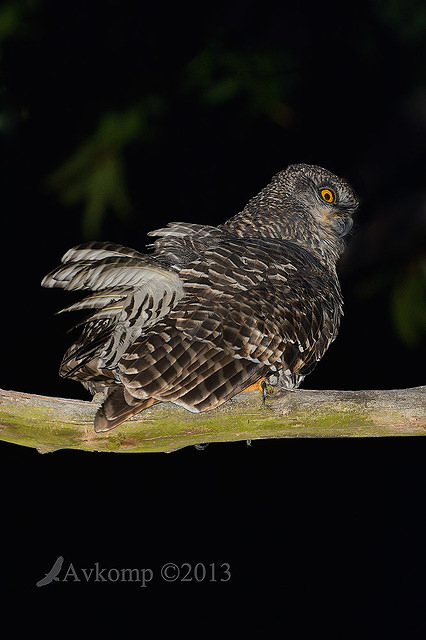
[42,164,358,431]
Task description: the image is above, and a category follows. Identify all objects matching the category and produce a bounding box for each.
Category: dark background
[1,0,425,632]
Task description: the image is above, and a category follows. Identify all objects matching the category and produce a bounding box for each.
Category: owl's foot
[242,378,265,392]
[261,372,300,404]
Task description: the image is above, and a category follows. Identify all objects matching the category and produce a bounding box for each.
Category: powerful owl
[42,164,358,431]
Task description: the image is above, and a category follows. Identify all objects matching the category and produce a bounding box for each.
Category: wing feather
[104,237,342,421]
[43,234,343,429]
[42,241,185,379]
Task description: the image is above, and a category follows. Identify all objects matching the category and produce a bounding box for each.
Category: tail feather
[59,320,113,375]
[94,388,159,432]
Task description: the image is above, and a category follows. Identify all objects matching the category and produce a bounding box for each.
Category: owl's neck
[222,192,346,270]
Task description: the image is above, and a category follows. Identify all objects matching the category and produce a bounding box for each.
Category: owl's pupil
[321,189,334,202]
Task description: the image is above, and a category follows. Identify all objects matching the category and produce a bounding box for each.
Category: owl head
[277,163,359,238]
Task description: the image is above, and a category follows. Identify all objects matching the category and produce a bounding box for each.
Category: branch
[1,386,425,454]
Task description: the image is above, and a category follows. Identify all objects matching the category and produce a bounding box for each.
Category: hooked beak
[331,216,353,237]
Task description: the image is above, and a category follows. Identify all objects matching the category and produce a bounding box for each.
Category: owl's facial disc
[314,182,355,237]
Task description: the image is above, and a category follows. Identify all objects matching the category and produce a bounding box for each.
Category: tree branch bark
[1,386,425,454]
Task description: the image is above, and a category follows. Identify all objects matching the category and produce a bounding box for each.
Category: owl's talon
[261,380,268,404]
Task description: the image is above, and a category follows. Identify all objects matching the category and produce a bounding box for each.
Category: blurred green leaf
[0,0,39,43]
[203,77,242,105]
[391,258,426,348]
[373,0,426,43]
[184,45,294,125]
[0,5,21,41]
[47,106,151,237]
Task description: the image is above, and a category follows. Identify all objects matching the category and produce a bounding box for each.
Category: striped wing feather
[42,241,185,385]
[94,239,342,431]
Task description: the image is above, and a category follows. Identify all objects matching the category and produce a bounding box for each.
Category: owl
[42,164,358,431]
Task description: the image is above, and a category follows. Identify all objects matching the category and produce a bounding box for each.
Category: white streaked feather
[42,243,186,368]
[61,242,145,264]
[42,260,180,292]
[57,292,127,314]
[147,222,218,238]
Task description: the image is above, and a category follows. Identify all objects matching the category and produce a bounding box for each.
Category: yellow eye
[320,188,336,204]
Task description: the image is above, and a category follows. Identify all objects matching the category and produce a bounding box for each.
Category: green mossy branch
[0,386,425,454]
